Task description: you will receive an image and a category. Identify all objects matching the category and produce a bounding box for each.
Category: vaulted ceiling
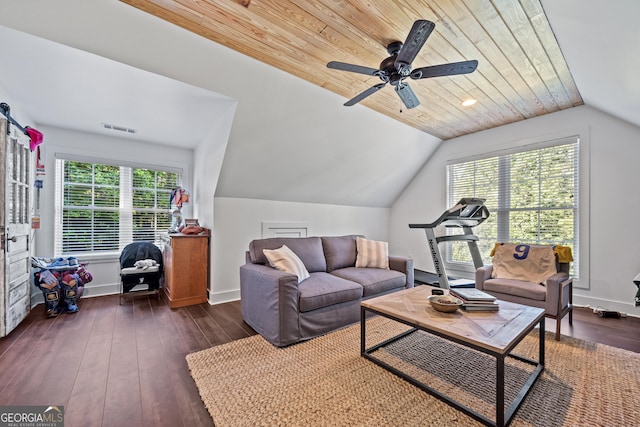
[121,0,583,139]
[2,0,635,209]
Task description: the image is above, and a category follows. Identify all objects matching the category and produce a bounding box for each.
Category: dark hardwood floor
[0,294,638,427]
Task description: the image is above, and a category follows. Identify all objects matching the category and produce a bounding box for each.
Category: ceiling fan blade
[395,20,435,72]
[410,60,479,79]
[327,61,380,76]
[344,83,386,106]
[395,83,420,109]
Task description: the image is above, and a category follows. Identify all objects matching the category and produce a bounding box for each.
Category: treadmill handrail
[408,199,489,229]
[435,235,479,243]
[409,218,484,228]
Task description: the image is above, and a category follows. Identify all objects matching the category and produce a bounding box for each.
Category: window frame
[444,132,590,289]
[54,153,182,258]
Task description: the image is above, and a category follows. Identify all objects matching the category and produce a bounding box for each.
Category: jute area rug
[186,317,639,426]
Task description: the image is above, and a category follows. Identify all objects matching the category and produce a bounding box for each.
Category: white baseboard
[208,288,240,305]
[32,281,240,308]
[81,282,122,297]
[30,284,637,319]
[31,282,122,308]
[573,295,640,318]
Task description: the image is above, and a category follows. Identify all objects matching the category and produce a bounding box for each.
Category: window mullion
[120,167,133,251]
[537,150,542,242]
[91,164,96,251]
[497,156,510,242]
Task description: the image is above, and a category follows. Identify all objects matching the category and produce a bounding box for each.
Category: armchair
[475,243,573,340]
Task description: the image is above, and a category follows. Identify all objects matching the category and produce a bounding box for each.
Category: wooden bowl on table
[428,294,463,313]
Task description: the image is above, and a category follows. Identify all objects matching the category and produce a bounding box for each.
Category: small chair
[475,243,573,340]
[119,242,163,304]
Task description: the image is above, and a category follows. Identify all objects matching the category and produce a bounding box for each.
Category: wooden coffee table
[361,285,545,427]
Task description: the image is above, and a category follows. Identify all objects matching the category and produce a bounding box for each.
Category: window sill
[59,253,120,264]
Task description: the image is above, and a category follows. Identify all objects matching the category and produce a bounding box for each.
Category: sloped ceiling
[121,0,584,139]
[541,0,640,129]
[0,26,236,149]
[0,1,441,209]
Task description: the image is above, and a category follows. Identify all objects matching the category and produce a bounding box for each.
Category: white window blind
[54,158,181,256]
[446,138,579,277]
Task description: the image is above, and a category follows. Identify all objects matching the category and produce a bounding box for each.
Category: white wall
[391,105,640,316]
[6,1,637,317]
[32,125,194,299]
[0,84,34,127]
[211,197,390,303]
[0,1,438,304]
[0,0,441,210]
[193,105,237,228]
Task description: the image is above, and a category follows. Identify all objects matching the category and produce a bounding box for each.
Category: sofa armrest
[239,263,301,346]
[475,265,493,291]
[545,272,570,316]
[389,256,414,288]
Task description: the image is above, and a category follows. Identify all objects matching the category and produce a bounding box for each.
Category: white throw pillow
[355,237,389,269]
[263,245,310,283]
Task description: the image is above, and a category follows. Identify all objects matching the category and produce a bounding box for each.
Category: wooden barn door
[0,118,32,337]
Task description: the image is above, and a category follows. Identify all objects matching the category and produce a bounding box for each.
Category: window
[54,158,181,256]
[446,137,579,277]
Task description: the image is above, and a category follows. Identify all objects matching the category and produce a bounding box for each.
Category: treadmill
[409,198,490,289]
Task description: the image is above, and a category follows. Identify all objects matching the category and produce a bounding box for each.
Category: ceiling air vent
[102,123,137,134]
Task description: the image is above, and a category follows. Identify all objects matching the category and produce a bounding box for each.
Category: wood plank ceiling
[120,0,583,140]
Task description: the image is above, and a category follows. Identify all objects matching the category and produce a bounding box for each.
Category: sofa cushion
[262,245,310,284]
[483,278,547,302]
[321,235,359,272]
[249,237,327,273]
[298,272,363,313]
[355,237,389,269]
[331,267,405,297]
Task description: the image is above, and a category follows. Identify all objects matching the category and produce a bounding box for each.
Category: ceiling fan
[327,20,478,109]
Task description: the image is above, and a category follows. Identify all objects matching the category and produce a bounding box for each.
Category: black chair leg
[569,307,573,325]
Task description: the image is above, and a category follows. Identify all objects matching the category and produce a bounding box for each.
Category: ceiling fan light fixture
[462,99,477,107]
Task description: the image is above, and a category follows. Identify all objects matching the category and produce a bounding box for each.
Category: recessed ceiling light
[462,99,477,107]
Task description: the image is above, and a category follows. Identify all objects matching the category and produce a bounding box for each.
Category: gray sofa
[240,235,414,346]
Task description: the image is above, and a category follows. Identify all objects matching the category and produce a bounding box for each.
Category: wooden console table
[162,229,210,308]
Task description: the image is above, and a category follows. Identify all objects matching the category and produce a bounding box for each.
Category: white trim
[208,288,240,305]
[119,166,133,247]
[444,126,591,290]
[573,296,638,317]
[445,135,580,165]
[54,157,180,257]
[576,126,591,290]
[54,152,183,175]
[261,221,310,238]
